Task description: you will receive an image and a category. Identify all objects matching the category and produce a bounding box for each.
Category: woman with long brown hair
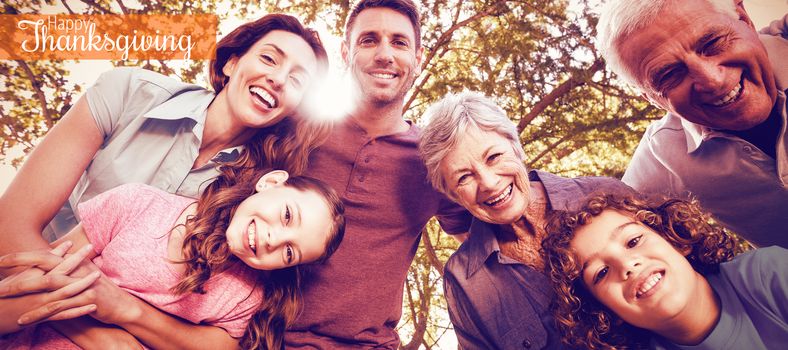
[0,13,332,349]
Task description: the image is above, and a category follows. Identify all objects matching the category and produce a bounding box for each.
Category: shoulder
[535,171,632,211]
[94,67,205,97]
[721,246,788,281]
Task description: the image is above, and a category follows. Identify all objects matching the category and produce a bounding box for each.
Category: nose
[688,60,725,93]
[620,258,642,281]
[477,167,500,193]
[265,229,285,250]
[267,67,287,90]
[374,42,394,65]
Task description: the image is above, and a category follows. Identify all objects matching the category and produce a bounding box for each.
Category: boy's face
[343,7,423,107]
[570,210,705,331]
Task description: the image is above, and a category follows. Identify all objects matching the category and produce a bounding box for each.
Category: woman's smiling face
[438,127,530,225]
[221,30,319,129]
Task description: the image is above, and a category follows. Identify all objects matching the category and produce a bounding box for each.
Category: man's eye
[593,266,609,284]
[393,39,408,47]
[286,245,294,264]
[656,68,684,92]
[627,235,642,248]
[359,37,375,46]
[702,36,726,55]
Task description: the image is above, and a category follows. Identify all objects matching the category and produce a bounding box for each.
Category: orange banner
[0,14,217,60]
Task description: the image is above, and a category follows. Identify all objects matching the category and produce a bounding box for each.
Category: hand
[0,242,100,333]
[759,13,788,38]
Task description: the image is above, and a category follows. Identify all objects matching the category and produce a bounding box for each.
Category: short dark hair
[344,0,422,47]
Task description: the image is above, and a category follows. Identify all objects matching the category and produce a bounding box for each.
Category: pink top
[2,184,262,349]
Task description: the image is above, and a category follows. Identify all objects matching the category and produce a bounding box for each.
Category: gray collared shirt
[623,34,788,248]
[45,68,241,240]
[444,170,629,350]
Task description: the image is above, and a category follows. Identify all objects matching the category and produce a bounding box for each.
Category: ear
[639,91,666,110]
[732,0,755,29]
[414,46,424,76]
[255,170,290,191]
[222,56,239,79]
[341,40,350,67]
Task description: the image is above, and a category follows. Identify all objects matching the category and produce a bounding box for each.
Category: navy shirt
[444,170,630,349]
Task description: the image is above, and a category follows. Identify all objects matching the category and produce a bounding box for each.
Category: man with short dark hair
[598,0,788,248]
[286,1,471,348]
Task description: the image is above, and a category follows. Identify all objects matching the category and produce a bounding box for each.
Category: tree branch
[16,60,53,127]
[516,58,604,133]
[403,1,506,112]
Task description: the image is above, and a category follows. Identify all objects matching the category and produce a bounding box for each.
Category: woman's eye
[593,266,609,284]
[286,245,294,264]
[627,235,642,248]
[285,206,291,225]
[261,54,275,64]
[290,75,303,88]
[488,153,502,162]
[457,174,470,185]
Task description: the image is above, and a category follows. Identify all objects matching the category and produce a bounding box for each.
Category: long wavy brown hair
[210,13,331,177]
[541,193,737,349]
[171,166,345,350]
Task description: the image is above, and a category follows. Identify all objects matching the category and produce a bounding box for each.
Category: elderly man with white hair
[598,0,788,248]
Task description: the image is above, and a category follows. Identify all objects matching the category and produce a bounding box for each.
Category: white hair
[418,91,525,200]
[596,0,737,87]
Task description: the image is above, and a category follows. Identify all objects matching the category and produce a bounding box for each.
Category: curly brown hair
[171,166,345,350]
[541,193,737,349]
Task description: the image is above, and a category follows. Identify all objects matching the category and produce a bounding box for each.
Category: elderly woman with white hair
[419,91,630,349]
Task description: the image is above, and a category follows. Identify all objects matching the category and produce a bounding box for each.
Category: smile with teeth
[709,78,743,107]
[250,86,277,108]
[247,221,257,253]
[484,184,513,206]
[370,72,396,79]
[636,271,663,298]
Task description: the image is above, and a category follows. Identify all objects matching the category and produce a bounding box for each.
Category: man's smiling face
[618,0,777,131]
[343,7,423,107]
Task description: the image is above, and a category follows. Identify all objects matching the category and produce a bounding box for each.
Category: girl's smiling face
[226,170,332,270]
[570,209,707,332]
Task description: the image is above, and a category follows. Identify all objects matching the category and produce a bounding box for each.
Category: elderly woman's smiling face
[439,126,531,224]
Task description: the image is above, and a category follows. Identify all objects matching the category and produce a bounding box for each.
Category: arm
[54,224,240,349]
[0,96,103,257]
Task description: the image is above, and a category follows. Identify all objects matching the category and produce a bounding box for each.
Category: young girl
[542,193,787,350]
[1,167,345,350]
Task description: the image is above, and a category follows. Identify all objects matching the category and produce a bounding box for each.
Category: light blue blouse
[45,67,241,240]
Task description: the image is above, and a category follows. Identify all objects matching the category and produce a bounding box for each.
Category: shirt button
[364,157,371,163]
[522,339,531,348]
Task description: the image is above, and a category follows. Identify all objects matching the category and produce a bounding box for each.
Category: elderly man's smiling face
[618,0,777,131]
